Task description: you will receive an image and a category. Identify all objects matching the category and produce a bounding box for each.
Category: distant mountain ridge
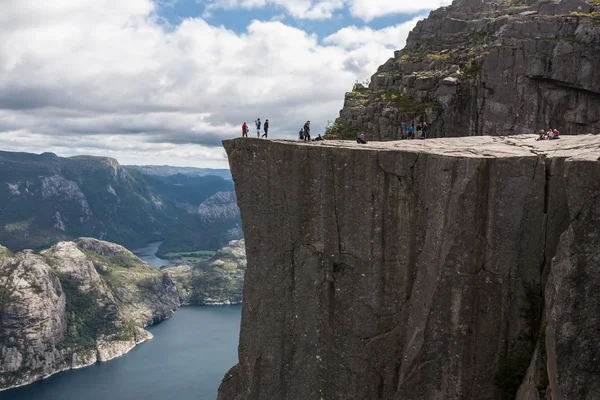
[125,165,232,180]
[157,191,242,257]
[0,151,235,252]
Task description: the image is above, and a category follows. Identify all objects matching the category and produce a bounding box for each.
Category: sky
[0,0,452,168]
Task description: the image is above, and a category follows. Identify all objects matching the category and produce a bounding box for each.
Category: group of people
[242,118,270,138]
[536,128,560,141]
[404,121,429,140]
[298,121,315,141]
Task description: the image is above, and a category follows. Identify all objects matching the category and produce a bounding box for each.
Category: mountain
[0,151,235,253]
[218,135,600,400]
[141,174,234,214]
[157,192,243,257]
[126,165,232,180]
[0,151,176,251]
[0,238,181,391]
[332,0,600,140]
[163,239,247,306]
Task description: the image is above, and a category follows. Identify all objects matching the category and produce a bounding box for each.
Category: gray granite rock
[332,0,600,141]
[218,135,600,400]
[0,238,181,391]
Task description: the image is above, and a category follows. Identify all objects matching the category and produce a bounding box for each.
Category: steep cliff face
[219,136,600,400]
[333,0,600,140]
[0,238,181,391]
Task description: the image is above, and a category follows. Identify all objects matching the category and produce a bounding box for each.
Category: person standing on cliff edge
[303,121,311,141]
[241,122,248,138]
[262,119,269,138]
[255,118,261,138]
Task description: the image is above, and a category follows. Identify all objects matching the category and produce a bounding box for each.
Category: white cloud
[347,0,453,22]
[203,0,453,21]
[324,16,424,49]
[0,0,424,167]
[204,0,345,20]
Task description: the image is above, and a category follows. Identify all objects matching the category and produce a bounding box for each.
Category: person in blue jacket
[255,118,261,138]
[407,123,414,139]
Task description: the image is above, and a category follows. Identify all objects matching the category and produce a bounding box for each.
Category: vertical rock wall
[219,136,600,400]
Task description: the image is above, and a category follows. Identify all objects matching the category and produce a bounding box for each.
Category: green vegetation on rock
[56,274,121,350]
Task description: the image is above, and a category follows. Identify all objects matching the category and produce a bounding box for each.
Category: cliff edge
[219,135,600,400]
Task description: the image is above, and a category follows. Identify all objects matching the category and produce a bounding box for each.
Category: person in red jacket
[241,122,248,138]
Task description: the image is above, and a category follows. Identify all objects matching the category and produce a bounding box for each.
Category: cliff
[0,238,181,391]
[332,0,600,140]
[219,135,600,400]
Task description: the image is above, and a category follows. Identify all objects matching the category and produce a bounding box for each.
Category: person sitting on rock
[314,134,323,141]
[357,133,367,144]
[536,129,546,141]
[299,128,304,141]
[551,128,560,140]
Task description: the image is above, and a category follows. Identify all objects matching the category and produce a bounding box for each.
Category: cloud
[347,0,453,21]
[323,16,424,49]
[203,0,453,21]
[204,0,345,20]
[0,0,425,167]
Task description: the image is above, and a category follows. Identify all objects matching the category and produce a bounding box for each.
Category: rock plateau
[218,134,600,400]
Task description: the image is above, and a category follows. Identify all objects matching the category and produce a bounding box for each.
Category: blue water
[0,246,241,400]
[1,307,241,400]
[132,241,175,268]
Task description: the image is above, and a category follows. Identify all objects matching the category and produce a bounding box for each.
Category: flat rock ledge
[219,134,600,400]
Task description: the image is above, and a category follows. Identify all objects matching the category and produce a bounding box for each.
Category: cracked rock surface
[219,135,600,400]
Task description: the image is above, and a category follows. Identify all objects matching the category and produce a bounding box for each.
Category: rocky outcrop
[190,239,246,305]
[0,238,181,391]
[333,0,600,140]
[163,239,247,305]
[219,136,600,400]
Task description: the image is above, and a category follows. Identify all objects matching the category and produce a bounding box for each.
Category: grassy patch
[3,221,31,233]
[56,274,121,349]
[165,250,216,263]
